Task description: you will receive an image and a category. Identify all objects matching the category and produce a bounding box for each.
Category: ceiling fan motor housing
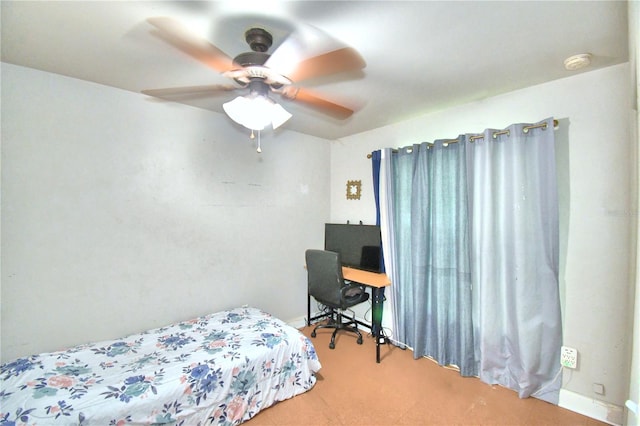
[233,51,270,67]
[233,28,273,67]
[245,28,272,52]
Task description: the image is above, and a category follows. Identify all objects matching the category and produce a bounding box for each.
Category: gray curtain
[467,118,562,403]
[390,140,476,376]
[380,117,562,403]
[389,145,416,347]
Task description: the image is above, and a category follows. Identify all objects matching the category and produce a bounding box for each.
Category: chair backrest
[306,249,345,308]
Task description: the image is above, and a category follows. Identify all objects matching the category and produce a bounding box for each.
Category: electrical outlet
[561,346,578,368]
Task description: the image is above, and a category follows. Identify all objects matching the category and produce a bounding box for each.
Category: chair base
[310,311,364,349]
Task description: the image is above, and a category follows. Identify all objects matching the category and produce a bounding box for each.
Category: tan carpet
[248,324,605,425]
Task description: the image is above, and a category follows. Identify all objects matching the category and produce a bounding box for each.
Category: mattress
[0,306,321,425]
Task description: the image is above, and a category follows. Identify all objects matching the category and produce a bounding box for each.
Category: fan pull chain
[247,129,262,153]
[256,130,262,153]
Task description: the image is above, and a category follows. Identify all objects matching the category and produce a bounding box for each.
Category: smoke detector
[564,53,592,71]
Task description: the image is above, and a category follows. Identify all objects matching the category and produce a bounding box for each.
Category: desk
[343,267,390,363]
[307,266,391,363]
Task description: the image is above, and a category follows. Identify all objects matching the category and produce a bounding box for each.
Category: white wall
[1,63,331,362]
[330,63,633,420]
[627,1,639,425]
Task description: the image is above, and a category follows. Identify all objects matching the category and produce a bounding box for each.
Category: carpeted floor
[247,323,605,425]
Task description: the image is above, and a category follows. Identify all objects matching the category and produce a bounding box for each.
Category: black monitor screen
[324,223,383,273]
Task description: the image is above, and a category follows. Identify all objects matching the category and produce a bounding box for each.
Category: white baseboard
[287,315,308,329]
[559,389,624,425]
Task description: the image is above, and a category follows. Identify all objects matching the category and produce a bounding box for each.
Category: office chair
[306,249,370,349]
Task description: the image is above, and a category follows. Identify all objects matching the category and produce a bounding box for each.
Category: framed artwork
[346,180,362,200]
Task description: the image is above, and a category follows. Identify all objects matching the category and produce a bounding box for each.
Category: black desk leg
[307,292,311,327]
[371,287,385,363]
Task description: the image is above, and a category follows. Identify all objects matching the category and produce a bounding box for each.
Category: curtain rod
[366,119,558,159]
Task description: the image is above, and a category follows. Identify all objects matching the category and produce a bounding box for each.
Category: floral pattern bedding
[0,306,321,425]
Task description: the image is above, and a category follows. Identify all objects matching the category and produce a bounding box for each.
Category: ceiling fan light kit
[223,94,292,131]
[223,78,292,131]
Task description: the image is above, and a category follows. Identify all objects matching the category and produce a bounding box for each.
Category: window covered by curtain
[390,140,476,376]
[374,117,562,403]
[467,119,562,403]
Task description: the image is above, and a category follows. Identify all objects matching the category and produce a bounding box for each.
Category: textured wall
[1,63,331,361]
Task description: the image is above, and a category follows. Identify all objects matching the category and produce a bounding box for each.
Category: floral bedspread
[0,306,321,425]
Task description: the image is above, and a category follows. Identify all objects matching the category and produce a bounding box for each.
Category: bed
[0,306,321,425]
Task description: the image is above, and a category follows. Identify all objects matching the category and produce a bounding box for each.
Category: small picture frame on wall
[346,180,362,200]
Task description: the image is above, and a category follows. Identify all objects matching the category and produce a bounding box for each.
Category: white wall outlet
[561,346,578,368]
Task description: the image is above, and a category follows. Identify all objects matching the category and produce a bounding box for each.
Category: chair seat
[344,289,368,304]
[316,289,369,311]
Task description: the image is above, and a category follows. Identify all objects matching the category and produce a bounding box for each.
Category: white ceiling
[1,1,629,140]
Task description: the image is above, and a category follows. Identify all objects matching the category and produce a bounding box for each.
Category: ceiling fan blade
[147,17,235,73]
[275,46,365,83]
[142,84,237,100]
[280,87,355,120]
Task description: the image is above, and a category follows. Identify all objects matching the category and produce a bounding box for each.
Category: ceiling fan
[142,17,366,133]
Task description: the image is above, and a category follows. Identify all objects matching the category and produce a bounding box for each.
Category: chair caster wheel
[311,331,316,338]
[329,342,335,349]
[357,337,363,345]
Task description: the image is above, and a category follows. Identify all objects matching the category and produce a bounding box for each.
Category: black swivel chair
[306,249,370,349]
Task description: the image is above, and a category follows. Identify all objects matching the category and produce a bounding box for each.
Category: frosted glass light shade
[223,95,292,131]
[270,103,293,130]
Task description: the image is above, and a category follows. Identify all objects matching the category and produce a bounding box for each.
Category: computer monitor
[324,223,383,273]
